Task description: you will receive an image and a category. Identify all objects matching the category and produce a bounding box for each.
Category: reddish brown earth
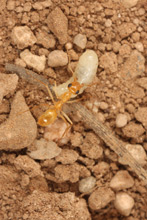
[0,0,147,220]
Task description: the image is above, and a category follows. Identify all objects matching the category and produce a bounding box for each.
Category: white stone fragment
[20,49,46,72]
[27,139,62,160]
[114,192,134,216]
[79,176,96,193]
[135,42,144,52]
[116,113,128,128]
[73,34,87,49]
[11,26,37,49]
[48,50,68,67]
[118,144,147,166]
[110,170,134,191]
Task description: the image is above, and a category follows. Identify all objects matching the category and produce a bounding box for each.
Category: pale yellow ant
[37,77,84,131]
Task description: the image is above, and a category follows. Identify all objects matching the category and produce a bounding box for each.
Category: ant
[37,76,84,133]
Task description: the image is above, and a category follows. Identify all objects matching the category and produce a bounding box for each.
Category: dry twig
[5,63,147,185]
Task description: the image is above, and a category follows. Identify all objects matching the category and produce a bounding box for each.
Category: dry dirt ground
[0,0,147,220]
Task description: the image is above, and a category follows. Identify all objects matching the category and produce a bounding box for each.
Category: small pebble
[121,0,138,8]
[46,7,68,44]
[114,192,134,216]
[28,139,62,160]
[48,50,68,67]
[65,42,73,50]
[11,26,37,49]
[116,113,128,128]
[79,176,96,193]
[56,149,79,164]
[73,34,87,49]
[138,8,145,16]
[99,102,108,110]
[119,144,147,166]
[110,170,134,191]
[134,42,144,52]
[20,49,46,72]
[105,19,112,27]
[88,187,115,210]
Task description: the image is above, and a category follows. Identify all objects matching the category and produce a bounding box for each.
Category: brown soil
[0,0,147,220]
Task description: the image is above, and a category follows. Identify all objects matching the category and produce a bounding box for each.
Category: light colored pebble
[65,42,73,50]
[133,18,140,26]
[0,74,18,104]
[88,187,115,210]
[110,170,134,191]
[119,144,147,166]
[114,192,134,216]
[105,19,112,27]
[116,113,128,128]
[138,8,145,15]
[99,102,108,110]
[20,49,46,72]
[11,26,37,49]
[27,139,62,160]
[48,50,68,67]
[135,42,144,52]
[79,176,96,193]
[121,0,138,8]
[73,34,87,49]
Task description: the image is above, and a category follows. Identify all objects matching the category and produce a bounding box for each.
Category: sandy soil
[0,0,147,219]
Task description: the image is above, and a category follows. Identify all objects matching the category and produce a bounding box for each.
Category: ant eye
[68,83,72,88]
[76,90,79,94]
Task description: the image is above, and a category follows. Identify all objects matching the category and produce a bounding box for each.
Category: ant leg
[61,110,73,125]
[67,51,75,77]
[58,111,73,139]
[26,71,55,104]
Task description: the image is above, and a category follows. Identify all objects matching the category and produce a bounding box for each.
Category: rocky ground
[0,0,147,219]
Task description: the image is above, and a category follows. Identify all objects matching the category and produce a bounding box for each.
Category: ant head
[68,78,83,95]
